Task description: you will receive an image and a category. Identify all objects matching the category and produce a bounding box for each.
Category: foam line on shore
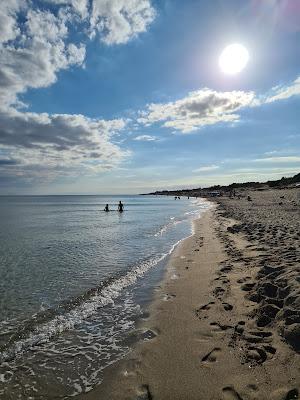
[0,200,211,364]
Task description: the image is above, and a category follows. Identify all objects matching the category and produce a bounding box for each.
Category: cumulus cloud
[0,5,86,108]
[0,1,156,105]
[45,0,90,18]
[90,0,156,45]
[0,1,25,44]
[134,134,157,141]
[137,75,300,134]
[0,108,128,181]
[138,89,256,133]
[0,0,155,185]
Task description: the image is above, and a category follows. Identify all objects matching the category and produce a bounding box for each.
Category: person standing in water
[118,201,124,212]
[104,204,109,212]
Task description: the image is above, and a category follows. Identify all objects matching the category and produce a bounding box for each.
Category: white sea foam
[154,219,183,237]
[0,234,189,364]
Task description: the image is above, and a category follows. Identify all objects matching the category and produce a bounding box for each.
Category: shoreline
[77,201,215,399]
[78,205,219,399]
[79,189,300,400]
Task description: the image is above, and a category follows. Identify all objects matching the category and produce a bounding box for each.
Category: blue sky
[0,0,299,194]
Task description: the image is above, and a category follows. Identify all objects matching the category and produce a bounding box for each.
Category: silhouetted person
[104,204,109,212]
[118,201,124,212]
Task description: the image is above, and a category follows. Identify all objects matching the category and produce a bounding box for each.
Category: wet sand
[79,188,300,400]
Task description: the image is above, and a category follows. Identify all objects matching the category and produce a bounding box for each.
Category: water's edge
[0,196,212,398]
[76,199,214,398]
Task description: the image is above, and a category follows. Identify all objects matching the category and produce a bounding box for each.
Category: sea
[0,195,210,399]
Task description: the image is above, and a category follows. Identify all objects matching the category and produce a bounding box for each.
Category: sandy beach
[79,188,300,400]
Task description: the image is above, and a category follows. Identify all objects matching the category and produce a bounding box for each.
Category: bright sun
[219,44,249,75]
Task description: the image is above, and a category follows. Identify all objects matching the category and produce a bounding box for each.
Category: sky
[0,0,300,194]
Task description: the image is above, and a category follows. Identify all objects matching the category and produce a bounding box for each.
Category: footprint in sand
[237,276,251,284]
[213,286,226,299]
[198,301,215,311]
[215,275,230,284]
[263,345,277,355]
[244,346,268,365]
[210,322,232,332]
[220,265,233,273]
[222,302,233,311]
[195,301,215,318]
[140,329,158,341]
[222,386,243,400]
[234,321,246,334]
[244,330,273,344]
[271,388,299,400]
[201,347,221,363]
[163,293,176,301]
[241,282,256,291]
[137,384,153,400]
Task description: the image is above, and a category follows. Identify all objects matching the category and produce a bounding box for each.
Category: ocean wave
[0,241,183,364]
[154,219,183,237]
[154,199,211,237]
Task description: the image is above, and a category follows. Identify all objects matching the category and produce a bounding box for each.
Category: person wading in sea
[118,201,124,212]
[104,204,109,212]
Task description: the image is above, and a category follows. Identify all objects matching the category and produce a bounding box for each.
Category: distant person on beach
[118,201,124,212]
[104,204,109,212]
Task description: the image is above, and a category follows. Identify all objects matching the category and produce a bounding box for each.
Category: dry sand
[79,188,300,400]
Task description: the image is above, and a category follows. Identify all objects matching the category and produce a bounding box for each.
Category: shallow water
[0,195,210,398]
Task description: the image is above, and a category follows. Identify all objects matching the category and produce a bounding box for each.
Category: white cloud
[265,76,300,103]
[0,108,128,180]
[138,89,255,133]
[0,1,25,44]
[193,165,219,173]
[90,0,156,45]
[0,0,156,185]
[134,134,157,141]
[264,150,280,155]
[253,156,300,163]
[137,74,300,135]
[45,0,90,18]
[0,0,156,108]
[0,6,86,108]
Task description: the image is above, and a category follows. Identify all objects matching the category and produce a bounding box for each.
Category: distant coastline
[141,172,300,197]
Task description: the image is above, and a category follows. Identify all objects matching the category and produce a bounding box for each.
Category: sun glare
[219,44,249,75]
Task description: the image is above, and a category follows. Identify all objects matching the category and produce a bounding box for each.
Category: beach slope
[80,189,300,400]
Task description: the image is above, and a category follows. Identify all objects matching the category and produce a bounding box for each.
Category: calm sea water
[0,195,210,399]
